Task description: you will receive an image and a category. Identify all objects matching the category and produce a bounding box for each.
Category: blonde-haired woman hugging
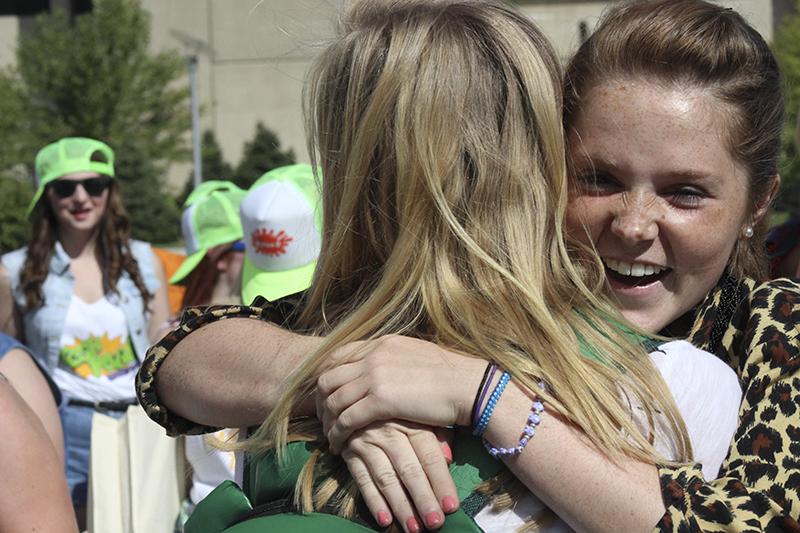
[139,1,742,531]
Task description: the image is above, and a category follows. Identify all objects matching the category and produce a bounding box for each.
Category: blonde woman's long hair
[245,0,690,518]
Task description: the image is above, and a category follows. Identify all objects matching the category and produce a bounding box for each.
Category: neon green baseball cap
[240,164,322,304]
[184,180,243,207]
[170,181,247,285]
[29,137,115,215]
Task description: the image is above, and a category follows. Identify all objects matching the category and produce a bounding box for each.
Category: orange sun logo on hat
[252,228,293,256]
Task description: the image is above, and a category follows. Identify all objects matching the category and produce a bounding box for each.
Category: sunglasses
[49,176,112,198]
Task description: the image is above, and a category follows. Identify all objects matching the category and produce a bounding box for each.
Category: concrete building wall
[140,0,342,188]
[0,17,20,68]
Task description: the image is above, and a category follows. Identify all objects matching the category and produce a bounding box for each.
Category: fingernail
[406,516,421,533]
[441,442,453,463]
[442,495,458,513]
[377,510,392,527]
[424,510,444,529]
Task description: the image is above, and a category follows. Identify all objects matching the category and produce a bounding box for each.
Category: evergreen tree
[0,76,28,173]
[772,3,800,214]
[234,122,295,189]
[117,138,182,243]
[0,0,190,243]
[177,130,236,206]
[0,175,34,253]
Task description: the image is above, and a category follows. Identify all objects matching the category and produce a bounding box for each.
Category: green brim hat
[240,164,322,304]
[184,180,243,207]
[170,181,247,284]
[29,137,115,215]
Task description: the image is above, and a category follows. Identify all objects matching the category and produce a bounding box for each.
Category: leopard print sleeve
[135,294,305,437]
[655,278,800,531]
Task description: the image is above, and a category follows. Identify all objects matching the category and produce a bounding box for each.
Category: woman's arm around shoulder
[136,297,323,435]
[318,336,668,533]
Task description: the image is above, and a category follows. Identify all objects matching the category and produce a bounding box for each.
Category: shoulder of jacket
[1,247,29,271]
[127,240,157,262]
[748,277,800,300]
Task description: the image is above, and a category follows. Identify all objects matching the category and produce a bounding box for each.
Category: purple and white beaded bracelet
[482,383,546,459]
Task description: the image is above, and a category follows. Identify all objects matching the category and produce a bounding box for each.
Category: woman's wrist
[445,351,495,427]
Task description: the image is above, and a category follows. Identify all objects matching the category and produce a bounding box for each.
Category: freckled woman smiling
[567,81,756,333]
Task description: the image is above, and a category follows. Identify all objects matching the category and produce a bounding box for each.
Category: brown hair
[179,244,238,308]
[21,180,152,310]
[179,255,219,308]
[564,0,784,279]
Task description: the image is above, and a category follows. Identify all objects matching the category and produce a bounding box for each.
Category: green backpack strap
[186,479,376,533]
[185,481,253,533]
[246,440,316,503]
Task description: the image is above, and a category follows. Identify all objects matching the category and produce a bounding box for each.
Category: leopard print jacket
[136,277,800,531]
[655,276,800,531]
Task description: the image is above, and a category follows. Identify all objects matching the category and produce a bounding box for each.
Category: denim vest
[1,239,159,372]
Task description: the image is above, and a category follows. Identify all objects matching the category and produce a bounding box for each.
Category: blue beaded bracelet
[472,371,510,436]
[483,393,545,459]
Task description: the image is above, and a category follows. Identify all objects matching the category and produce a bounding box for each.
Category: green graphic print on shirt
[60,333,136,379]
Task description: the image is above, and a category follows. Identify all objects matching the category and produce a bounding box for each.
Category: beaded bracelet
[483,384,546,459]
[471,363,497,428]
[472,371,510,436]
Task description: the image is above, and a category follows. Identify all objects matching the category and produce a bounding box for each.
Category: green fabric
[29,137,115,214]
[246,440,318,504]
[449,430,504,502]
[185,481,253,533]
[187,326,664,533]
[189,431,500,532]
[573,309,661,363]
[207,512,377,533]
[185,180,244,207]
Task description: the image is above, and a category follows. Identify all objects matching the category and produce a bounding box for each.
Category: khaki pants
[87,405,185,533]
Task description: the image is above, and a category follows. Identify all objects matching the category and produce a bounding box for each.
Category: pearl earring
[743,226,754,238]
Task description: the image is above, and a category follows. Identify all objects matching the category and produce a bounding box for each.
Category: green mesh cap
[240,164,322,304]
[170,181,247,285]
[28,137,115,214]
[184,180,243,207]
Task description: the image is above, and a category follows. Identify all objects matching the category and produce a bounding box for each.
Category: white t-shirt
[53,294,139,402]
[473,340,742,532]
[186,430,239,504]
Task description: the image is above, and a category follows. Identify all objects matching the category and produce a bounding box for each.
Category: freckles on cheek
[565,201,585,228]
[566,199,602,242]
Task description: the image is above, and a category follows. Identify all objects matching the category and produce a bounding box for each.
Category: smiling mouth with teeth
[603,258,671,287]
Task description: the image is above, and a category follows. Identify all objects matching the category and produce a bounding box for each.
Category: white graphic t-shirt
[53,294,139,402]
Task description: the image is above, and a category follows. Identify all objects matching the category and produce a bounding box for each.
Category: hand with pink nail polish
[340,421,458,531]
